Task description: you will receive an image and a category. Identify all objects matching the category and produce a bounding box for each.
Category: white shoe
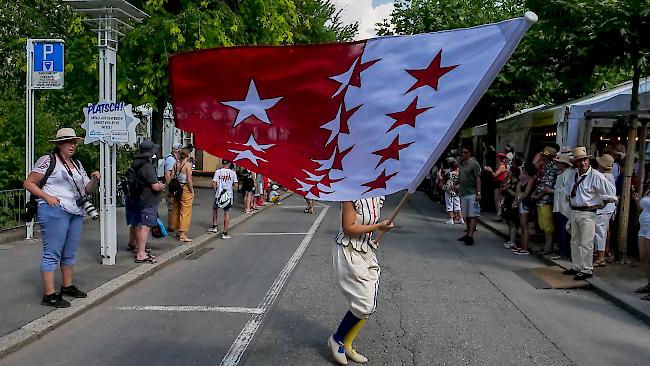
[503,241,514,249]
[456,219,465,224]
[221,232,231,239]
[445,219,454,225]
[327,336,348,365]
[345,348,368,364]
[208,226,219,233]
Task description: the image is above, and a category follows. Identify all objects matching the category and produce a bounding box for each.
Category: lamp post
[64,0,148,265]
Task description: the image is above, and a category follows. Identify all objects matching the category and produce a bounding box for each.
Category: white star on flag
[294,179,313,193]
[243,134,275,152]
[313,149,336,172]
[221,79,283,127]
[329,59,358,97]
[320,106,342,145]
[302,169,325,182]
[228,149,268,166]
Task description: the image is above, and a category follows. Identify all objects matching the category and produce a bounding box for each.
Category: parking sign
[31,40,64,89]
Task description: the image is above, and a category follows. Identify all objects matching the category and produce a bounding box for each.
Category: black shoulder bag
[24,154,57,222]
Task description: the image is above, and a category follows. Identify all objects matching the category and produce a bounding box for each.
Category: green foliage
[0,0,354,189]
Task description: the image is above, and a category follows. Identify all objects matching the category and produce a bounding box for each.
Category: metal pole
[25,40,35,240]
[98,20,118,266]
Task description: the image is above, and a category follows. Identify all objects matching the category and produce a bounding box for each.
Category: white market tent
[565,77,650,147]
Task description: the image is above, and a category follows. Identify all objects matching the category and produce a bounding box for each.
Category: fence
[0,189,106,232]
[0,189,27,231]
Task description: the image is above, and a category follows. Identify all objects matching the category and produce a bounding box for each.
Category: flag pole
[375,11,538,244]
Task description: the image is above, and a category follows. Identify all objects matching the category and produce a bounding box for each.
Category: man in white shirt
[209,160,238,239]
[564,147,617,280]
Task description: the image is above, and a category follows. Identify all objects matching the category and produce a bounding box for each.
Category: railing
[0,189,27,231]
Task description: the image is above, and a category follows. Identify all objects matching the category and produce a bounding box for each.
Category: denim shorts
[125,197,159,227]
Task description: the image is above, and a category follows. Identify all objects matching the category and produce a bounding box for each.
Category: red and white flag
[170,14,536,201]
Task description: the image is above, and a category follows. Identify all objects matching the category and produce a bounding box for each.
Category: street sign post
[65,0,148,265]
[25,39,65,240]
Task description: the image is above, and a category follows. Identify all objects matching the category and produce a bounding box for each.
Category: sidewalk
[0,186,292,357]
[476,210,650,325]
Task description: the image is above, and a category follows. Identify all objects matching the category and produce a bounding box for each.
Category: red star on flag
[332,145,354,171]
[372,135,414,168]
[340,101,362,135]
[362,169,398,194]
[405,50,458,94]
[386,96,432,133]
[349,58,381,88]
[319,173,343,188]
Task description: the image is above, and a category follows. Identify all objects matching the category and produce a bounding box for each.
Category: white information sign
[81,100,140,146]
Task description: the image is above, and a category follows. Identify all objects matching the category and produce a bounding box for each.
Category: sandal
[593,260,607,267]
[634,284,650,293]
[135,254,156,264]
[127,245,151,254]
[180,237,193,243]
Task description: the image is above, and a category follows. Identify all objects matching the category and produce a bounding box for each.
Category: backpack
[119,162,144,199]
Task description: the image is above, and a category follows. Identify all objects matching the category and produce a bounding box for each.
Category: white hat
[49,128,84,143]
[172,142,183,150]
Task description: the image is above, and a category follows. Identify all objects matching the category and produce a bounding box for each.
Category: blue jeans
[37,203,84,272]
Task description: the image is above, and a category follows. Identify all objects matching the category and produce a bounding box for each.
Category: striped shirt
[335,196,385,253]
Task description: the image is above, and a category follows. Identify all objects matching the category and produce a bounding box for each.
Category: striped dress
[335,196,385,253]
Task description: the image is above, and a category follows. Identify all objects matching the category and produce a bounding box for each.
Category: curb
[0,191,294,359]
[477,217,650,327]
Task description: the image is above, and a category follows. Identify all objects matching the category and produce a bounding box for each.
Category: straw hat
[49,128,84,143]
[553,147,572,165]
[596,154,615,172]
[571,146,590,160]
[540,146,558,157]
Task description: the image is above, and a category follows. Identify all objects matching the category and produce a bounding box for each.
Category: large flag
[169,13,536,201]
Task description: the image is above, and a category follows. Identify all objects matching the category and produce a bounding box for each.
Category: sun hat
[540,146,557,157]
[136,140,160,158]
[49,128,84,143]
[553,147,572,165]
[571,146,590,160]
[596,154,614,172]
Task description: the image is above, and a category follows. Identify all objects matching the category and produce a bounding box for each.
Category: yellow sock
[344,318,367,351]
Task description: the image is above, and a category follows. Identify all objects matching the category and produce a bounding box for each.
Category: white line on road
[234,232,309,236]
[219,205,330,366]
[115,306,265,314]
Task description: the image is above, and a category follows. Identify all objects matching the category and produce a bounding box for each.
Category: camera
[76,196,99,220]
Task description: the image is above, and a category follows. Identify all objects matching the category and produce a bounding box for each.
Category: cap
[172,142,183,150]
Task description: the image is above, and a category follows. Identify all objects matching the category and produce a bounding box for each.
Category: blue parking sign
[33,42,64,72]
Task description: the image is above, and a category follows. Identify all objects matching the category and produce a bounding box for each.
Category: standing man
[163,142,183,233]
[457,145,482,245]
[531,146,558,254]
[130,140,165,263]
[565,147,616,280]
[551,148,574,260]
[209,160,238,239]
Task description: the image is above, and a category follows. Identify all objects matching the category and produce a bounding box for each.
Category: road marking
[115,306,265,314]
[234,232,309,236]
[219,205,330,366]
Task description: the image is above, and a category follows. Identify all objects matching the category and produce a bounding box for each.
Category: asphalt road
[1,193,650,366]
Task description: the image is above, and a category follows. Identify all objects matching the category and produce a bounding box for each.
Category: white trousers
[594,212,613,252]
[569,211,597,274]
[332,244,380,319]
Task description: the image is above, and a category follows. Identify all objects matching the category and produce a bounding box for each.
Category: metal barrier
[0,189,27,231]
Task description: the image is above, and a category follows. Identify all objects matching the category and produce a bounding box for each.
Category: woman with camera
[23,128,100,308]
